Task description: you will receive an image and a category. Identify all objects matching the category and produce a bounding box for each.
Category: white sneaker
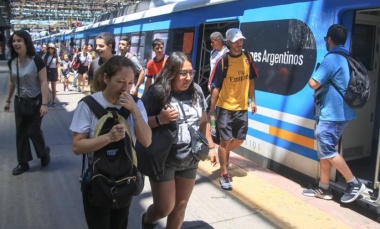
[219,174,232,190]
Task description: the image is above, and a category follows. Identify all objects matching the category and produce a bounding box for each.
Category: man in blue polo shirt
[303,24,365,203]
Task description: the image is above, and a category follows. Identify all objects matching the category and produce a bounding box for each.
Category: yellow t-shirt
[213,52,258,111]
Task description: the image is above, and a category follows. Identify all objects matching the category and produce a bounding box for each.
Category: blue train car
[35,0,380,214]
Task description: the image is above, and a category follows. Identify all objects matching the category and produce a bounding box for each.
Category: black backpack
[328,51,370,108]
[80,95,144,209]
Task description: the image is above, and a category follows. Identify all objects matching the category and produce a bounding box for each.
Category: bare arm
[38,67,49,116]
[72,123,127,155]
[4,71,15,112]
[308,78,321,90]
[131,69,145,95]
[249,79,257,114]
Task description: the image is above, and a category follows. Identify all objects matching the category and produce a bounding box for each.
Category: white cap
[226,28,246,42]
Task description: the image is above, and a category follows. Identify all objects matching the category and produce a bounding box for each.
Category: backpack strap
[324,51,349,101]
[222,50,253,79]
[80,95,107,119]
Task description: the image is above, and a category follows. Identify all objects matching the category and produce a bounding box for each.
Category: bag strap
[79,95,140,174]
[325,51,349,101]
[46,56,54,67]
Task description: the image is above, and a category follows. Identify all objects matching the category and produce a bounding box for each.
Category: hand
[109,124,126,142]
[119,92,138,112]
[159,107,178,124]
[40,105,48,117]
[4,103,11,112]
[208,148,218,167]
[130,88,138,96]
[251,101,257,114]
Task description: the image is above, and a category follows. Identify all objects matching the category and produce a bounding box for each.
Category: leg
[82,193,111,229]
[319,159,331,185]
[328,154,354,182]
[14,100,33,163]
[28,109,48,159]
[145,180,176,223]
[166,176,196,229]
[109,197,132,229]
[51,81,57,102]
[218,139,230,174]
[77,73,84,91]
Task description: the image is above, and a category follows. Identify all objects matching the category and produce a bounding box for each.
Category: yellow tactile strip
[197,160,352,229]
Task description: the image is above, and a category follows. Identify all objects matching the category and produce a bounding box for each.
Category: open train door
[195,20,239,98]
[330,9,380,220]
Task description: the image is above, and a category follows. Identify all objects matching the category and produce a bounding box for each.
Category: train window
[241,19,317,96]
[130,32,146,63]
[351,24,375,71]
[170,27,195,55]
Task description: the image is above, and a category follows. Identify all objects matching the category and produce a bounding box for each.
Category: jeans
[72,70,78,86]
[315,120,349,159]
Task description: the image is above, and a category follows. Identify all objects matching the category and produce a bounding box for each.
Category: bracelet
[133,115,142,121]
[6,100,11,103]
[155,115,162,126]
[208,147,215,150]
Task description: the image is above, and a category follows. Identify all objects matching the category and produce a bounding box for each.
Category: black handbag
[16,58,40,116]
[135,122,177,180]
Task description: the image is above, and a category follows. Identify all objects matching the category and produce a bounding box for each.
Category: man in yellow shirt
[209,28,258,190]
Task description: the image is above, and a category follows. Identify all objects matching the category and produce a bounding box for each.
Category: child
[61,54,71,91]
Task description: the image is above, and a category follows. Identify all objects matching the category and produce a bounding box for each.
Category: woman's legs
[166,176,195,229]
[144,177,196,229]
[77,73,84,92]
[51,81,57,105]
[145,180,176,223]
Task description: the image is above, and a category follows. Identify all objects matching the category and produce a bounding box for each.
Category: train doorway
[331,8,380,219]
[195,20,239,97]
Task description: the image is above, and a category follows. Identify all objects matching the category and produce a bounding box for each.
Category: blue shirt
[312,46,356,121]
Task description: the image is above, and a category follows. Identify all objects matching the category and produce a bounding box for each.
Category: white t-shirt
[70,91,148,146]
[210,45,228,76]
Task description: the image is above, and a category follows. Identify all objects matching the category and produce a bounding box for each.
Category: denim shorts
[315,120,348,159]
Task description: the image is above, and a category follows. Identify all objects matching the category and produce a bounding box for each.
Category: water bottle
[210,112,216,136]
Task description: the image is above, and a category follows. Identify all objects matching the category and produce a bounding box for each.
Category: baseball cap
[226,28,246,42]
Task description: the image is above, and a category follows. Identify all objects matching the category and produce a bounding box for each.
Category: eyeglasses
[324,36,328,41]
[178,70,196,78]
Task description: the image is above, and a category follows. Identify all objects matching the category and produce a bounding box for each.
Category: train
[34,0,380,218]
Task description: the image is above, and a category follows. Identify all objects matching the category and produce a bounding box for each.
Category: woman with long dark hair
[141,52,217,229]
[43,43,61,106]
[3,30,51,175]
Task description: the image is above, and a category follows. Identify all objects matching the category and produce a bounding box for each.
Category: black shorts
[77,65,88,75]
[47,68,58,82]
[149,166,198,182]
[216,107,248,141]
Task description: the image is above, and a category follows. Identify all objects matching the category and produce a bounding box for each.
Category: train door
[196,21,239,96]
[331,8,380,214]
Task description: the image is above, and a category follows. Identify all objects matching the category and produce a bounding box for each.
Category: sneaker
[340,181,366,203]
[12,163,30,175]
[219,173,233,190]
[51,102,57,107]
[302,187,333,200]
[141,212,157,229]
[41,146,51,167]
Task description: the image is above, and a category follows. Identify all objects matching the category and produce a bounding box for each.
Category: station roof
[0,0,141,31]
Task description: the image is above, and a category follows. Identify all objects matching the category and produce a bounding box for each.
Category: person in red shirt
[144,38,167,93]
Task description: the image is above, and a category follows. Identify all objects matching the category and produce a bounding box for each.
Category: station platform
[0,60,379,229]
